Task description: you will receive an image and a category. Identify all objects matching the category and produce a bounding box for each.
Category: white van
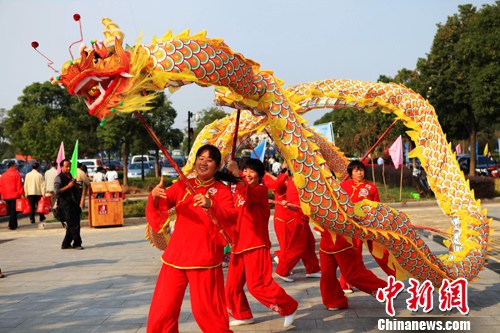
[131,155,156,164]
[78,159,105,179]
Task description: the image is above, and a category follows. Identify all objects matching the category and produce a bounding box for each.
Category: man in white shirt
[24,162,45,223]
[93,167,107,182]
[106,166,119,182]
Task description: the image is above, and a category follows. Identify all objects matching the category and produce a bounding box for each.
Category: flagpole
[399,165,403,201]
[134,111,234,247]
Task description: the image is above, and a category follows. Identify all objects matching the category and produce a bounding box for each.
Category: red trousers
[147,264,232,333]
[225,247,298,319]
[275,219,320,277]
[339,239,395,289]
[319,248,387,309]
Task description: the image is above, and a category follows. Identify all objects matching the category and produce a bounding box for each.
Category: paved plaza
[0,199,499,332]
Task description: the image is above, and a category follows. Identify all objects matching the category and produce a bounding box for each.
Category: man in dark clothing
[54,159,83,250]
[0,161,24,230]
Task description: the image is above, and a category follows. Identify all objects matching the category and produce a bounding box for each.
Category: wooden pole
[230,109,241,160]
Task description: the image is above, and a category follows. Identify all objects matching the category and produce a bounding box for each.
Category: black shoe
[9,227,17,230]
[61,245,72,249]
[30,220,35,224]
[40,216,46,222]
[73,246,84,250]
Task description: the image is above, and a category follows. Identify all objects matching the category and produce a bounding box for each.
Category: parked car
[0,163,7,175]
[19,163,45,183]
[457,154,499,177]
[127,162,155,178]
[131,155,156,164]
[104,160,123,171]
[161,158,185,178]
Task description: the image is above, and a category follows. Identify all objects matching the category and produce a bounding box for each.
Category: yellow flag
[483,143,489,156]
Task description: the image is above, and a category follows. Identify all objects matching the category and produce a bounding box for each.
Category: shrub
[467,176,496,199]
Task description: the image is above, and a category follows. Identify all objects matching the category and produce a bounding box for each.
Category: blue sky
[0,0,495,129]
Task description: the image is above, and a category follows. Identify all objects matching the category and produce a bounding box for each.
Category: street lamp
[187,111,201,154]
[187,111,193,154]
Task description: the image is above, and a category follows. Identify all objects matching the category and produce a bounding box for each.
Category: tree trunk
[468,111,477,177]
[122,141,130,186]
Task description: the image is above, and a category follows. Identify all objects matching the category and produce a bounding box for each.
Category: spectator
[75,163,90,209]
[93,166,107,182]
[44,161,58,212]
[271,159,282,175]
[24,162,46,224]
[106,166,119,182]
[55,159,83,250]
[0,162,24,230]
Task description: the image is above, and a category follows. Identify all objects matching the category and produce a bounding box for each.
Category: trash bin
[89,181,124,227]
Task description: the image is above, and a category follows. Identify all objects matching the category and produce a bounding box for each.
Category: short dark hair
[243,158,265,178]
[51,161,58,167]
[60,159,70,167]
[32,162,40,170]
[347,160,366,177]
[7,161,16,168]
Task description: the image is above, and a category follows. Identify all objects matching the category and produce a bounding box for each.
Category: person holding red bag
[24,162,46,224]
[0,161,24,230]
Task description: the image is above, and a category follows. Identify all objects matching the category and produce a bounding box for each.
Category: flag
[389,135,403,169]
[311,122,334,143]
[483,143,489,156]
[250,140,267,161]
[455,143,462,155]
[56,141,65,173]
[70,140,78,178]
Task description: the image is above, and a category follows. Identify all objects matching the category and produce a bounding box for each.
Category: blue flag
[250,141,267,161]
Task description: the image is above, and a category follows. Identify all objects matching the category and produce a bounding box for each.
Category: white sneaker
[273,256,279,264]
[283,311,296,328]
[343,289,354,294]
[276,274,294,282]
[229,318,255,326]
[306,272,321,278]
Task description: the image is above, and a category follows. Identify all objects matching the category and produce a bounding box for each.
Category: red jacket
[232,181,271,254]
[0,168,24,200]
[320,179,380,253]
[340,179,380,203]
[146,178,237,268]
[263,173,287,221]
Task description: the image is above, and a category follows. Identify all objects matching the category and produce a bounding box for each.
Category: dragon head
[54,38,132,121]
[47,17,158,125]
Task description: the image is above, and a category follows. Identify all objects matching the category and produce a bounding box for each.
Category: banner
[70,140,78,178]
[389,135,403,169]
[311,122,334,143]
[56,141,65,173]
[250,140,267,161]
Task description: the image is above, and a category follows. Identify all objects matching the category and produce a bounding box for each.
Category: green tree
[3,82,99,161]
[183,107,229,153]
[416,2,500,176]
[97,92,181,184]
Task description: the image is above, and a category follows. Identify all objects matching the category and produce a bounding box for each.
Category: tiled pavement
[0,199,499,332]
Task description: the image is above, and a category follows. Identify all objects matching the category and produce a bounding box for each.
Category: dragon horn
[101,18,124,47]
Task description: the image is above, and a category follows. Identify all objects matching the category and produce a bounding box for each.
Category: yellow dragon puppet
[37,16,490,288]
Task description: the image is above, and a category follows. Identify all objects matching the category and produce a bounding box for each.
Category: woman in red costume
[146,145,239,333]
[339,160,394,292]
[319,160,387,310]
[225,159,298,329]
[265,165,321,282]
